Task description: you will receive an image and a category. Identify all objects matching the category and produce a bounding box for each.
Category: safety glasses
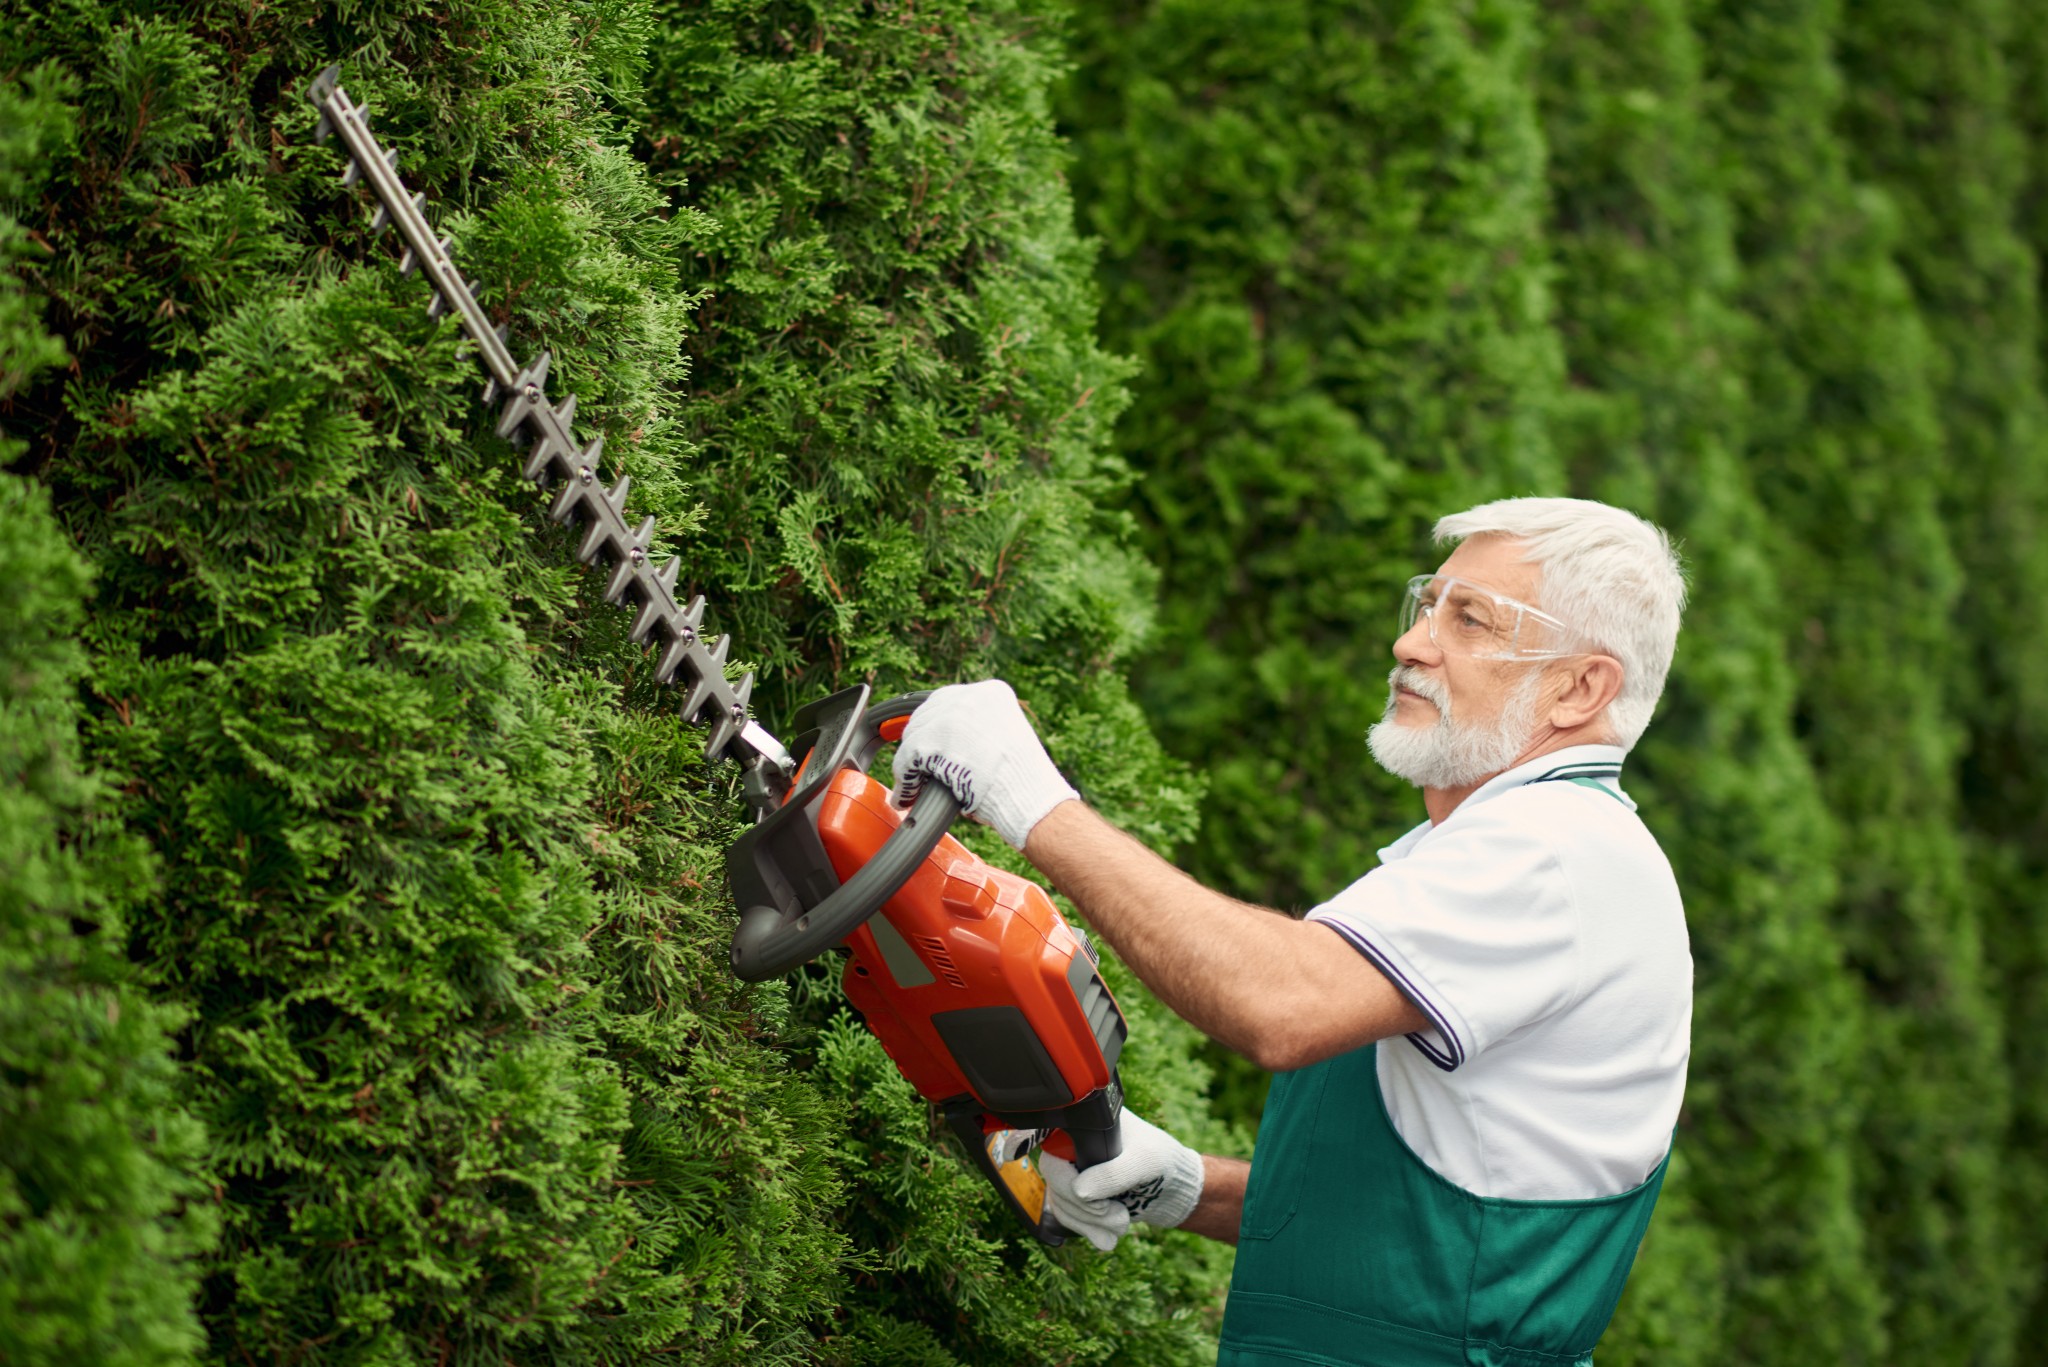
[1399,574,1581,660]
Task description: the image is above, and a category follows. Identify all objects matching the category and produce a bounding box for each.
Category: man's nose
[1394,614,1441,667]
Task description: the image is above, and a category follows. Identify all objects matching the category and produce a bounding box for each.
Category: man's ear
[1548,655,1625,732]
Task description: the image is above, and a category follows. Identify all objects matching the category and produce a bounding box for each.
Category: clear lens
[1401,574,1572,659]
[1399,575,1428,637]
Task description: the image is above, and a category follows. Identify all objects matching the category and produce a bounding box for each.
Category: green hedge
[1532,3,1877,1358]
[1834,2,2048,1353]
[0,66,211,1367]
[3,0,1226,1359]
[630,1,1233,1358]
[1697,0,2016,1359]
[2002,12,2048,1342]
[11,0,2048,1359]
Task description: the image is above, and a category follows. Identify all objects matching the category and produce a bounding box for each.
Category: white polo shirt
[1305,745,1691,1200]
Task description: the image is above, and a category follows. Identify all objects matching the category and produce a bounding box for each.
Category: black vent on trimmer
[1066,952,1127,1072]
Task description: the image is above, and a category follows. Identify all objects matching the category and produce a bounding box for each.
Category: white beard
[1367,665,1546,790]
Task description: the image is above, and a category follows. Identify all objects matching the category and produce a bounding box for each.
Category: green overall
[1217,1042,1668,1367]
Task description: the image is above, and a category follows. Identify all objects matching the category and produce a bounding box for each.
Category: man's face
[1367,536,1556,789]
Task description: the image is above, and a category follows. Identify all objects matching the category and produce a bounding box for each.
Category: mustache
[1388,666,1450,715]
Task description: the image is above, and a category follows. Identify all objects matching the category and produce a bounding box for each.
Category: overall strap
[1530,763,1627,805]
[1219,1043,1668,1367]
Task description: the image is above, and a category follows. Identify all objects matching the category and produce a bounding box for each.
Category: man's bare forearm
[1022,801,1423,1071]
[1181,1154,1250,1245]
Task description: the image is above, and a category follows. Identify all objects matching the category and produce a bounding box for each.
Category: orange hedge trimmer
[307,68,1125,1243]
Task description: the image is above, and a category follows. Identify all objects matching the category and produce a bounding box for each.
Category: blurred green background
[2,0,2042,1361]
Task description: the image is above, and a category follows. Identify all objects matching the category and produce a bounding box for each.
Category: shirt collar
[1376,744,1632,862]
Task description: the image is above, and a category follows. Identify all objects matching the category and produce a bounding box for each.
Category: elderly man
[892,497,1691,1366]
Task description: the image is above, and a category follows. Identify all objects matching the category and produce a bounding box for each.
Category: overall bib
[1216,1044,1668,1367]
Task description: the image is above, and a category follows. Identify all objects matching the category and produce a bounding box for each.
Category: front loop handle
[728,692,957,981]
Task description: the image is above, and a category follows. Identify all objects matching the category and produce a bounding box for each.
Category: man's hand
[892,679,1078,849]
[1038,1111,1205,1252]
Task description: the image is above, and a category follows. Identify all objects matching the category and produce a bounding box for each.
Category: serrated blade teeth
[704,720,737,760]
[307,66,341,140]
[496,395,526,440]
[654,635,692,684]
[680,670,716,719]
[308,97,786,765]
[496,352,551,440]
[604,557,638,605]
[705,675,752,759]
[427,278,473,321]
[521,436,564,483]
[548,478,586,525]
[575,518,612,565]
[629,597,665,643]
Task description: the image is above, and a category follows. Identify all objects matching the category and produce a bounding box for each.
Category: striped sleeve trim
[1312,915,1466,1072]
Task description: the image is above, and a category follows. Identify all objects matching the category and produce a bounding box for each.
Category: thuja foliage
[4,0,1230,1361]
[1531,3,1877,1359]
[18,0,2048,1359]
[2001,13,2048,1342]
[629,2,1232,1358]
[1696,0,2019,1358]
[4,0,842,1358]
[1833,0,2048,1350]
[0,66,210,1367]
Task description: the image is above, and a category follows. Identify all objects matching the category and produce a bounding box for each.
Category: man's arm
[1023,800,1425,1072]
[1182,1155,1249,1245]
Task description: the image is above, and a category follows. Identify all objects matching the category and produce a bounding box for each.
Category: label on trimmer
[986,1131,1048,1224]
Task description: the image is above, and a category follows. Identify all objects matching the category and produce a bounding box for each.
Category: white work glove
[891,679,1078,850]
[1037,1112,1205,1253]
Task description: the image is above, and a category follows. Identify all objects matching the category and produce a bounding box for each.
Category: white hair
[1434,497,1687,750]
